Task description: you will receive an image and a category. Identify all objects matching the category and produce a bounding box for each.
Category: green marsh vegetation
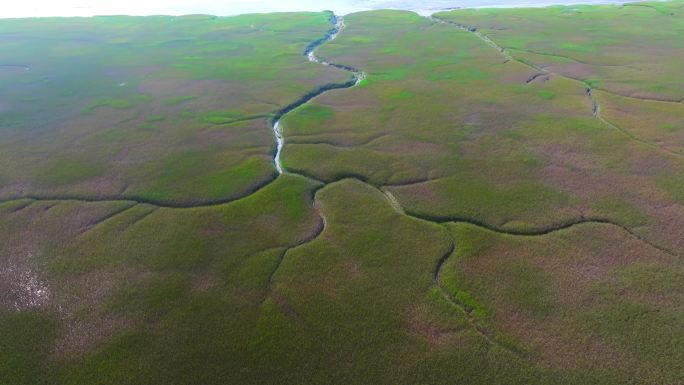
[0,3,682,384]
[284,9,682,251]
[437,2,684,101]
[0,12,346,205]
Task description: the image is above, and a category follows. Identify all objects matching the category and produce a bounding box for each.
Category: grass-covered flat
[0,13,347,205]
[436,1,684,101]
[281,9,683,252]
[0,174,323,384]
[442,221,683,383]
[0,2,682,384]
[435,2,684,157]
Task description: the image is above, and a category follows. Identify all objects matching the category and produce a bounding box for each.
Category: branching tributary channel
[431,15,684,160]
[265,14,681,358]
[3,13,678,359]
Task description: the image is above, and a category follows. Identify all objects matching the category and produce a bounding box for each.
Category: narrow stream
[431,16,607,121]
[271,14,365,174]
[272,121,285,174]
[0,64,30,71]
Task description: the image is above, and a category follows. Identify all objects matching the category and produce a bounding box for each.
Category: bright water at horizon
[2,0,642,18]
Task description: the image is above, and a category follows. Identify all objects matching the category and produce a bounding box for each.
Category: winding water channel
[2,12,677,355]
[271,15,365,174]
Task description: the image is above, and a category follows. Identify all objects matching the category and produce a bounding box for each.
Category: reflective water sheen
[2,0,641,18]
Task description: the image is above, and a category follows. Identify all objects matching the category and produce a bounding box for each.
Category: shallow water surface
[1,0,644,18]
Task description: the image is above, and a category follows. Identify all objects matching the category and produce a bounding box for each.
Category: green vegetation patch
[0,5,683,384]
[201,110,249,125]
[656,171,684,204]
[0,311,57,385]
[36,157,107,187]
[162,95,197,105]
[614,263,684,293]
[537,89,556,100]
[84,94,153,113]
[133,153,275,204]
[0,11,348,204]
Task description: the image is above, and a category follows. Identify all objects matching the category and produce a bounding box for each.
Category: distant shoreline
[0,0,659,19]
